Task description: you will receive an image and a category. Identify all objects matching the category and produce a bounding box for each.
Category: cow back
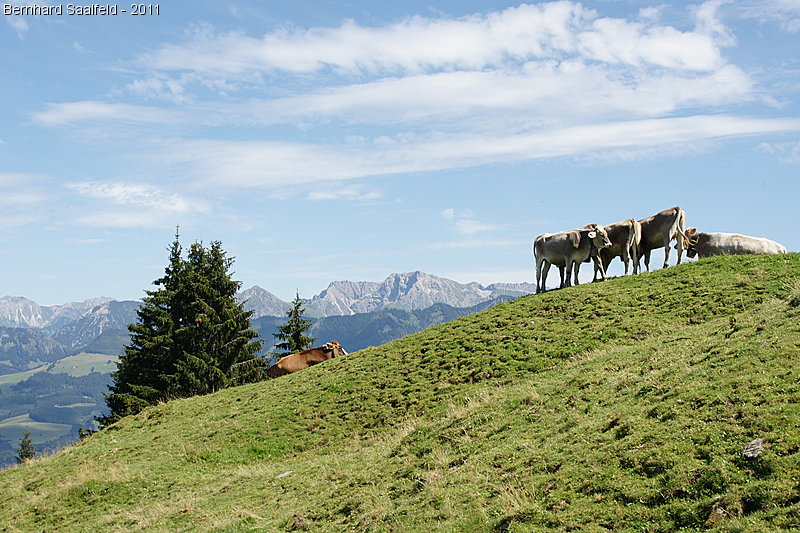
[639,206,683,251]
[696,232,786,257]
[265,347,333,378]
[534,230,589,266]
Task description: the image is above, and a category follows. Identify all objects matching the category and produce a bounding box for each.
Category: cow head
[585,224,612,250]
[323,340,348,358]
[683,227,699,257]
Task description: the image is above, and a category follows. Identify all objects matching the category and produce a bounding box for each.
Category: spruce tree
[273,292,316,359]
[98,234,263,428]
[15,428,36,464]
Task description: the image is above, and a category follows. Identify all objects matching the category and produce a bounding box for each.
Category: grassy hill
[1,255,799,532]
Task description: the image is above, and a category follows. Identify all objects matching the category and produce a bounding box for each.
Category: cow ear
[588,231,596,239]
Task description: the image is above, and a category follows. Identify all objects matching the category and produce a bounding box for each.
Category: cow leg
[563,260,573,288]
[592,255,601,282]
[599,255,610,281]
[540,261,552,293]
[643,249,651,272]
[535,258,544,294]
[663,235,671,269]
[558,265,565,288]
[573,261,581,286]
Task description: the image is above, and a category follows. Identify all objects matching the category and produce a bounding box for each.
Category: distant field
[0,366,47,386]
[48,353,117,376]
[0,353,116,386]
[0,414,72,443]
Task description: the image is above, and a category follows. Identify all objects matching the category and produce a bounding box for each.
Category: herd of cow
[268,206,788,378]
[533,206,788,294]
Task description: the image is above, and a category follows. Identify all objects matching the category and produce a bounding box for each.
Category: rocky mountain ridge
[243,271,536,318]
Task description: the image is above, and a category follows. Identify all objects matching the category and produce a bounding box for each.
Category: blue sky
[2,0,799,305]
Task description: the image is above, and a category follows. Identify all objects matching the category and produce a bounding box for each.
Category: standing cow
[592,218,642,281]
[533,224,612,293]
[683,228,787,258]
[637,206,687,271]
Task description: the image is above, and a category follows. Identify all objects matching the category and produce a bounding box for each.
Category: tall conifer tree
[98,233,263,428]
[272,292,316,359]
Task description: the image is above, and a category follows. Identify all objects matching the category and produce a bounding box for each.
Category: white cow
[637,206,687,271]
[534,224,612,293]
[592,218,642,281]
[683,228,787,258]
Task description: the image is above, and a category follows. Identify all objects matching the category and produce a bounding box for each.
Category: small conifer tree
[272,292,316,359]
[15,428,36,464]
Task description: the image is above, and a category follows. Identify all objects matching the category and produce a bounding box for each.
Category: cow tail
[628,218,641,267]
[676,208,686,251]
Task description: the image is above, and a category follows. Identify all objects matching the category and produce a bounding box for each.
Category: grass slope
[1,255,799,532]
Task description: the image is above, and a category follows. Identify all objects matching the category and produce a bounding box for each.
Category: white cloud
[441,208,455,220]
[126,75,191,103]
[0,172,51,231]
[66,181,210,229]
[33,101,181,126]
[693,0,736,46]
[152,115,800,189]
[306,184,383,201]
[203,63,754,126]
[738,0,800,32]
[6,16,29,39]
[68,182,201,213]
[141,3,727,76]
[757,140,800,162]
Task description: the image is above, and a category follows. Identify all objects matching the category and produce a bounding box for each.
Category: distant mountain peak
[237,286,293,318]
[302,271,533,318]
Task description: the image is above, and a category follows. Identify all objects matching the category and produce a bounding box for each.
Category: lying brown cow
[266,341,348,378]
[683,228,787,258]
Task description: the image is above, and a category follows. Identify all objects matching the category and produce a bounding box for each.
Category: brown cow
[637,206,687,271]
[266,340,348,378]
[592,218,642,281]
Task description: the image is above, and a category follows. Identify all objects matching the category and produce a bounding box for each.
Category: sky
[1,0,799,305]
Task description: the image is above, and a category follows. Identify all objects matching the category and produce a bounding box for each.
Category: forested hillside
[0,255,798,531]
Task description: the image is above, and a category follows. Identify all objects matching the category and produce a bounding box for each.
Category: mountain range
[241,271,535,318]
[2,271,534,332]
[0,296,114,331]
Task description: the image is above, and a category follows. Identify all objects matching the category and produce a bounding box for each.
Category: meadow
[0,254,798,532]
